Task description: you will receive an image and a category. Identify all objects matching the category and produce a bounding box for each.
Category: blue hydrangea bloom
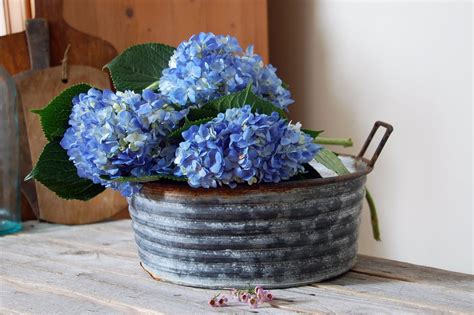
[159,32,293,110]
[174,105,320,188]
[60,88,188,196]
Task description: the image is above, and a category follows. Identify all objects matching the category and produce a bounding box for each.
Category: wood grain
[34,0,118,69]
[354,254,474,292]
[1,220,472,314]
[16,66,127,224]
[15,18,51,221]
[61,0,269,63]
[16,75,39,220]
[0,31,30,75]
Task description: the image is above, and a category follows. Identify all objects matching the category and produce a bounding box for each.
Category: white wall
[269,0,473,273]
[0,2,6,36]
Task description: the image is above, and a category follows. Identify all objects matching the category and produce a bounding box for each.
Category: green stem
[365,187,381,241]
[145,80,160,91]
[314,137,353,147]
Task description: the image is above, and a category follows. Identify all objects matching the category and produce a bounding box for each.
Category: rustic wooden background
[2,0,269,74]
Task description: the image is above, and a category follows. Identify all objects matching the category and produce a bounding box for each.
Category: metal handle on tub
[358,121,394,168]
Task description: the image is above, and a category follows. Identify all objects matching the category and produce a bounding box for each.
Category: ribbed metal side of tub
[128,175,366,289]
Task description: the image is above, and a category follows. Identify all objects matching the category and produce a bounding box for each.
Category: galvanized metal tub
[128,121,393,289]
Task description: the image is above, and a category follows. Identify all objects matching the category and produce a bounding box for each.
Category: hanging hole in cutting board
[61,44,71,84]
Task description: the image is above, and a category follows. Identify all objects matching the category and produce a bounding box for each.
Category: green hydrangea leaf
[168,117,214,140]
[105,43,176,92]
[101,174,186,183]
[32,83,92,142]
[186,107,220,121]
[171,85,288,141]
[302,128,324,138]
[314,148,350,176]
[26,142,105,200]
[188,84,288,120]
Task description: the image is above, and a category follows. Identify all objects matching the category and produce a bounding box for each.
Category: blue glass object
[0,66,22,235]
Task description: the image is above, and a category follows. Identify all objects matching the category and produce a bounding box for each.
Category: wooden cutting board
[34,0,117,70]
[16,65,128,224]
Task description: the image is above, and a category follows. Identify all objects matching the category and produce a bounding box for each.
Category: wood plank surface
[61,0,269,63]
[0,31,30,75]
[1,220,472,314]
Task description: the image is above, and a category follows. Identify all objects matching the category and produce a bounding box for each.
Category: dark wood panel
[0,31,30,74]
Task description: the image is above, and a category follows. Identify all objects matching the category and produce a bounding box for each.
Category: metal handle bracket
[358,121,394,168]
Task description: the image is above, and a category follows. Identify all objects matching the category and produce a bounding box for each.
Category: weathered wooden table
[1,220,472,314]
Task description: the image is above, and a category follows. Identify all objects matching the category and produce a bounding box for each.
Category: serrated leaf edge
[168,117,214,140]
[26,142,104,201]
[192,84,287,120]
[35,83,92,142]
[104,42,176,91]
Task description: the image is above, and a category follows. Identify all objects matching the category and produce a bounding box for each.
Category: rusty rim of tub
[143,121,393,196]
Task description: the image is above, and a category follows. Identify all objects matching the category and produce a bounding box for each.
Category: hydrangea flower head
[159,32,293,110]
[60,88,187,196]
[174,105,320,188]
